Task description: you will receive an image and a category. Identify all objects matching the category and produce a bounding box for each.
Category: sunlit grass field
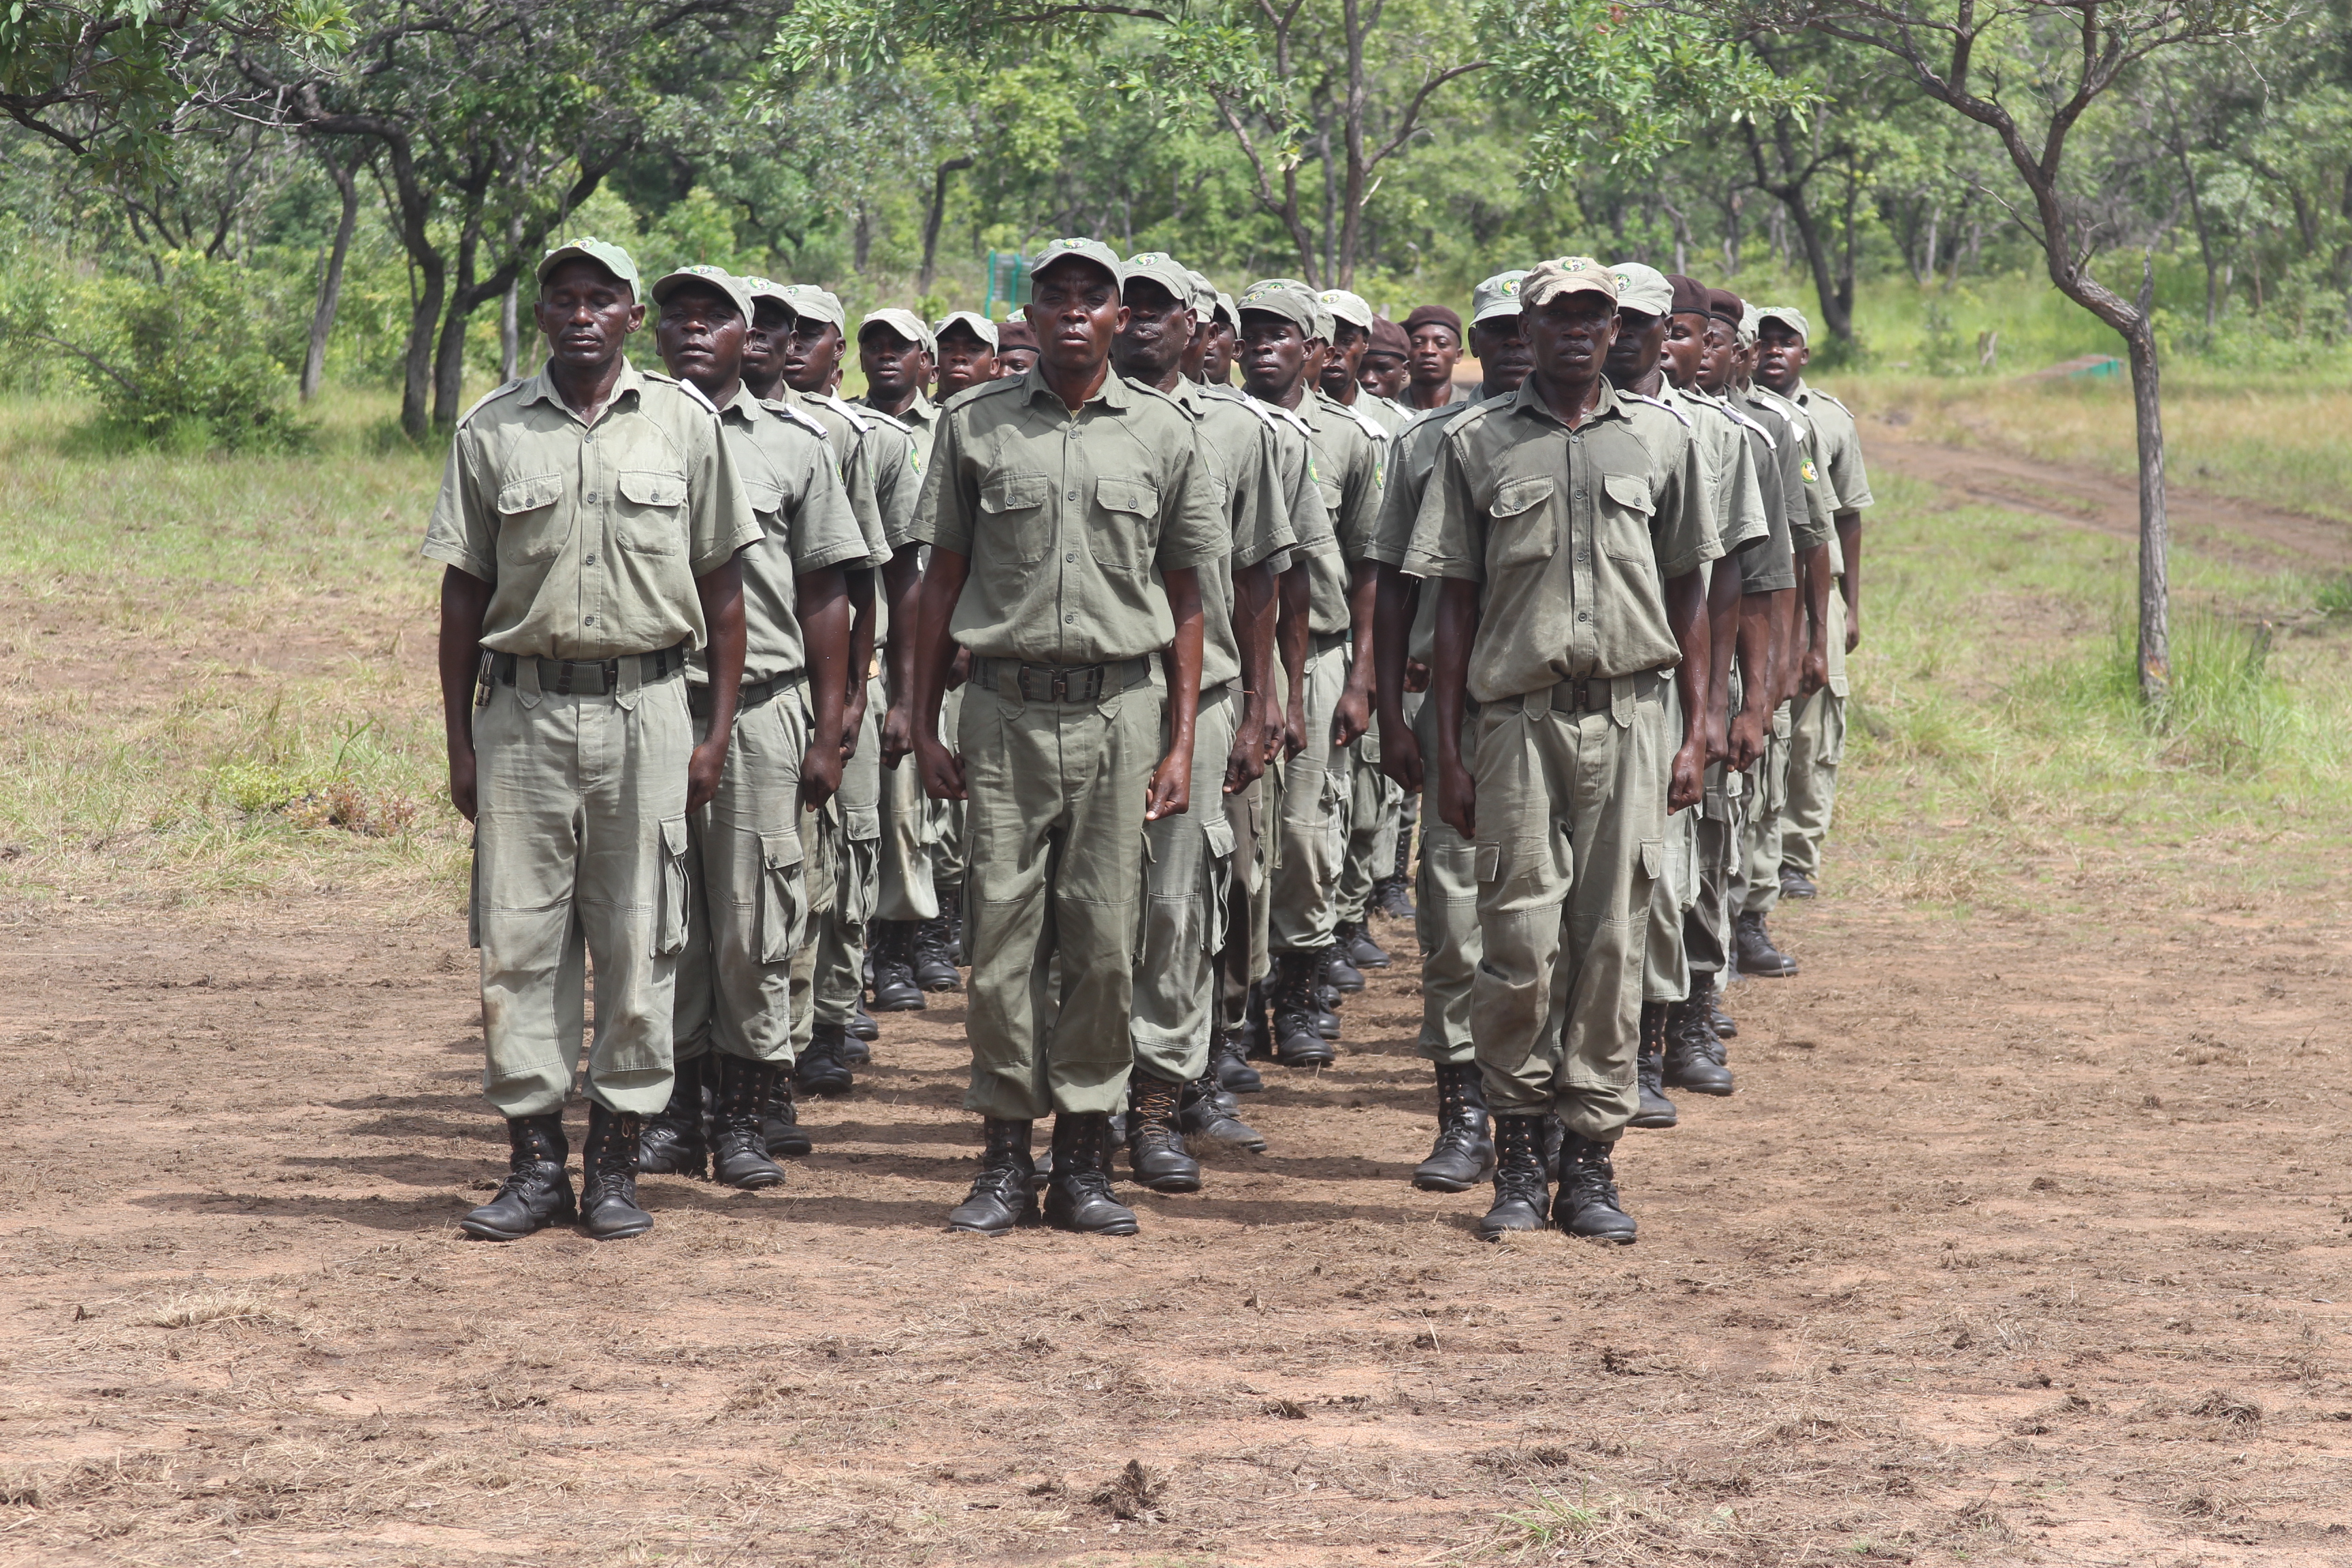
[0,381,2347,919]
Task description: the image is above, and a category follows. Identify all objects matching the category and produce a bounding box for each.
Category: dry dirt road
[4,885,2349,1567]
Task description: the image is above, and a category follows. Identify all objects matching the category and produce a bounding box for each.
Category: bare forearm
[437,568,491,753]
[799,570,849,752]
[881,546,921,702]
[1835,511,1860,615]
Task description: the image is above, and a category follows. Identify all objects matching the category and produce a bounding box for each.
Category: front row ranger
[434,239,762,1243]
[1403,257,1721,1244]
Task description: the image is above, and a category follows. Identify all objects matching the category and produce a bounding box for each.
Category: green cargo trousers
[1268,640,1350,954]
[1469,672,1672,1143]
[1685,760,1738,983]
[1213,771,1270,1040]
[1132,684,1241,1083]
[1639,684,1700,1006]
[1780,684,1845,882]
[673,685,811,1066]
[1335,714,1402,927]
[932,683,966,897]
[1739,700,1794,916]
[803,688,881,1040]
[470,657,692,1118]
[1412,693,1480,1066]
[959,670,1161,1120]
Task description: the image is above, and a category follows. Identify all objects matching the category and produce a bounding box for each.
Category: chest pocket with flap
[495,473,570,564]
[979,472,1052,564]
[1598,472,1655,562]
[1091,475,1157,572]
[1487,474,1557,570]
[617,469,689,555]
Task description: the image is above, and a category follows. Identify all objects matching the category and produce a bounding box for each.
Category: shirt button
[1067,491,1079,501]
[584,553,595,565]
[1573,491,1585,501]
[1578,611,1590,622]
[586,493,600,504]
[1066,552,1077,563]
[1065,614,1076,624]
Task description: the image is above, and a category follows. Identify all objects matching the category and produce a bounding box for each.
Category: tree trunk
[500,279,519,381]
[2124,318,2170,699]
[301,156,359,402]
[919,155,973,294]
[401,256,445,440]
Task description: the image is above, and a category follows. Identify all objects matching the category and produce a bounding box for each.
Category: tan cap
[1214,291,1239,329]
[934,309,998,350]
[1182,267,1218,324]
[776,284,845,329]
[536,237,640,295]
[1522,256,1617,310]
[1235,280,1317,336]
[1122,250,1196,307]
[1469,271,1529,325]
[648,264,754,323]
[1607,261,1673,318]
[1757,304,1811,341]
[1318,289,1374,332]
[858,307,936,357]
[736,275,796,316]
[1027,236,1125,289]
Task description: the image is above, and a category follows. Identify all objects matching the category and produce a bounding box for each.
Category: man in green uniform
[1408,257,1718,1245]
[1201,293,1240,386]
[1359,316,1411,405]
[857,308,941,463]
[634,265,866,1189]
[909,238,1224,1237]
[1239,280,1382,1066]
[774,284,924,1090]
[994,317,1039,378]
[1754,305,1869,904]
[934,310,999,398]
[437,239,760,1243]
[1403,304,1465,411]
[1371,267,1529,1192]
[1111,250,1292,1189]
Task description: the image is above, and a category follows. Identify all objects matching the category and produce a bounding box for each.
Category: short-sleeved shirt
[1370,393,1495,664]
[859,390,940,475]
[913,366,1228,664]
[711,385,872,685]
[766,385,889,566]
[423,363,759,661]
[1792,380,1872,517]
[1298,389,1385,634]
[1720,392,1800,595]
[1745,385,1839,551]
[1352,393,1414,440]
[1212,385,1331,578]
[1171,379,1298,690]
[808,392,921,553]
[1403,379,1722,703]
[1650,383,1768,557]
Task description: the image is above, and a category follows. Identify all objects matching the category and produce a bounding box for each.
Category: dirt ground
[5,444,2352,1567]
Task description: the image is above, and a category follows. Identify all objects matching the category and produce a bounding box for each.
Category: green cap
[1235,280,1318,337]
[777,284,845,329]
[649,264,754,324]
[1607,261,1673,318]
[1181,267,1218,324]
[537,237,640,295]
[1122,250,1197,310]
[1522,256,1617,310]
[1737,304,1761,346]
[859,306,936,357]
[1214,291,1239,329]
[1027,237,1125,291]
[736,275,796,316]
[1318,289,1374,332]
[935,309,998,350]
[1469,270,1529,325]
[1757,304,1810,342]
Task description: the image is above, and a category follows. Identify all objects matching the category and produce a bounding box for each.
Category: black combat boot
[1043,1112,1139,1235]
[1181,1076,1267,1152]
[1270,949,1335,1068]
[1126,1073,1202,1193]
[1664,976,1734,1097]
[1336,917,1390,970]
[1324,941,1366,994]
[1778,868,1816,899]
[845,996,881,1043]
[578,1102,654,1240]
[1735,911,1798,977]
[1413,1061,1494,1192]
[946,1119,1036,1234]
[1372,827,1417,918]
[1210,1024,1262,1094]
[459,1113,576,1241]
[1242,980,1275,1061]
[912,886,962,992]
[762,1068,813,1158]
[636,1057,710,1177]
[709,1056,788,1190]
[796,1022,855,1098]
[1316,983,1344,1041]
[1475,1113,1552,1240]
[1554,1134,1639,1244]
[869,921,926,1011]
[1631,1002,1679,1129]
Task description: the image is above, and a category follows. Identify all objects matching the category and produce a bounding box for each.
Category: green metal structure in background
[982,250,1028,319]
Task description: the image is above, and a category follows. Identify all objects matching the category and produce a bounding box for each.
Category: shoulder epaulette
[1339,398,1388,442]
[1252,396,1315,439]
[455,378,524,429]
[1806,387,1853,417]
[1748,385,1810,440]
[1621,389,1691,430]
[1214,388,1279,433]
[809,391,874,434]
[844,397,913,434]
[771,399,830,442]
[941,380,1000,413]
[671,376,718,414]
[1715,397,1774,448]
[1126,377,1185,411]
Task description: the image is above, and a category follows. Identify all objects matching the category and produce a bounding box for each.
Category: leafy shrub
[69,252,310,451]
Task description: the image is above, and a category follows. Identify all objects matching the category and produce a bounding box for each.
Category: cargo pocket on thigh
[655,815,691,957]
[1475,841,1502,885]
[1200,811,1236,956]
[1638,838,1663,889]
[467,830,481,950]
[758,828,807,964]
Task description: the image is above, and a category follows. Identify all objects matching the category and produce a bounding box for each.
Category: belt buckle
[1049,668,1071,704]
[1016,664,1048,704]
[1571,675,1592,711]
[600,658,621,693]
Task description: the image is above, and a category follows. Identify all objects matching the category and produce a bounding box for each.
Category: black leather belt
[970,655,1151,705]
[490,642,685,696]
[687,671,803,717]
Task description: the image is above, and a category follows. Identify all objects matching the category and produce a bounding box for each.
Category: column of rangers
[431,233,1866,1247]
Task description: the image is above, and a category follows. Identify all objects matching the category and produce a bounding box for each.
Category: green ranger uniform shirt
[766,386,892,566]
[808,392,922,553]
[1211,383,1333,576]
[1719,391,1801,595]
[1354,393,1414,440]
[859,390,940,476]
[423,363,760,658]
[1404,379,1722,703]
[913,367,1228,664]
[1370,393,1494,664]
[1298,389,1385,635]
[710,385,873,685]
[1746,385,1838,551]
[1789,379,1872,518]
[1169,379,1298,689]
[1646,383,1769,557]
